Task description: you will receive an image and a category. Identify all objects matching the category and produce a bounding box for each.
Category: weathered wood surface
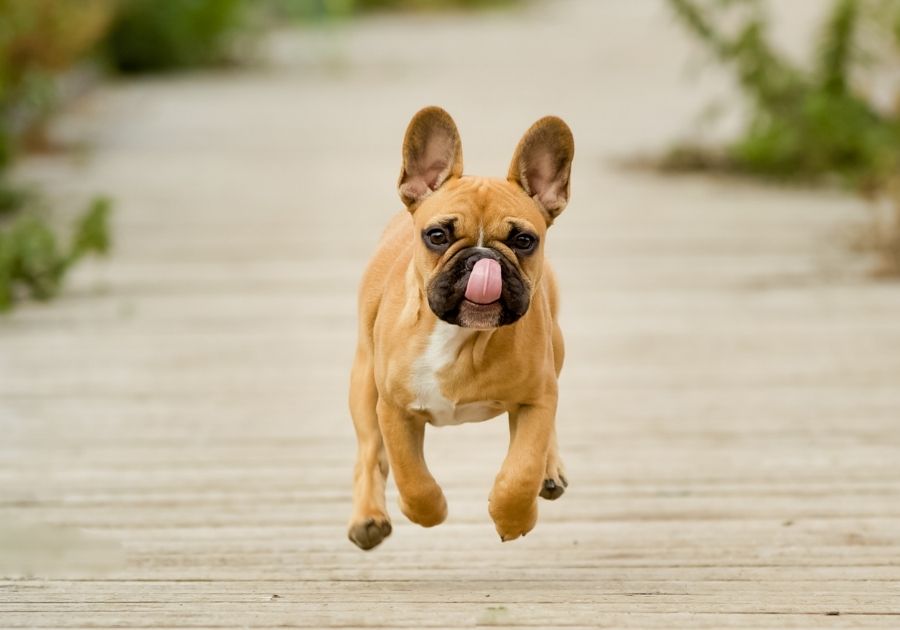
[2,1,900,628]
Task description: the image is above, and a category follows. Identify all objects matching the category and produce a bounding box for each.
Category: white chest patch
[410,321,505,426]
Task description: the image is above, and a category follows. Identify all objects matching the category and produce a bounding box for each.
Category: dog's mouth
[426,248,530,329]
[458,300,503,329]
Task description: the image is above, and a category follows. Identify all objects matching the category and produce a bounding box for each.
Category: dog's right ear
[398,106,463,209]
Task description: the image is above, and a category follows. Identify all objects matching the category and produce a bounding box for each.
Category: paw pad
[348,518,392,550]
[539,476,567,500]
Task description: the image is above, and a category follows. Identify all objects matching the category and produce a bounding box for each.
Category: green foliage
[0,192,111,312]
[70,196,112,261]
[352,0,515,8]
[0,0,116,166]
[104,0,249,73]
[0,3,116,311]
[0,128,11,172]
[268,0,516,20]
[0,184,30,216]
[666,0,900,189]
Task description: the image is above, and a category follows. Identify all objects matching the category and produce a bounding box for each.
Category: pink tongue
[465,258,502,304]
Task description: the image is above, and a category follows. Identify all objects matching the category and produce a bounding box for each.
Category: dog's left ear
[508,116,574,223]
[398,106,464,209]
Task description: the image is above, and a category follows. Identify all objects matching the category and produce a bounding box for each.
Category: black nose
[462,248,501,271]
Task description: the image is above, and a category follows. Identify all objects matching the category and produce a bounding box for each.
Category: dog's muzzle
[426,247,530,329]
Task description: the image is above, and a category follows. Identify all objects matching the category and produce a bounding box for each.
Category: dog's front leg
[377,399,448,527]
[489,401,555,541]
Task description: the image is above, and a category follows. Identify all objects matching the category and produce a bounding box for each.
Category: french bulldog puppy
[348,106,574,550]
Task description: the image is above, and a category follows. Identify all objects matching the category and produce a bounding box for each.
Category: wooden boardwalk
[2,2,900,628]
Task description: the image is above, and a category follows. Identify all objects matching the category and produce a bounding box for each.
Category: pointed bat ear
[507,116,574,223]
[398,106,463,209]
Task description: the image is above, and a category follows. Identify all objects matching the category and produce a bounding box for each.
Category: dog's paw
[489,494,538,543]
[348,517,392,551]
[540,473,568,501]
[540,455,568,501]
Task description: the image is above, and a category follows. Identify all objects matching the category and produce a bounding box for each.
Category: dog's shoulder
[358,211,413,300]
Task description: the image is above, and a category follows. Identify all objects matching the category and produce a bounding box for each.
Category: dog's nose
[464,248,500,270]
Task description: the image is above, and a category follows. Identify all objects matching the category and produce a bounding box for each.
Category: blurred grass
[665,0,900,188]
[665,0,900,274]
[104,0,248,73]
[102,0,520,73]
[0,0,115,168]
[271,0,517,20]
[0,0,115,311]
[0,196,111,312]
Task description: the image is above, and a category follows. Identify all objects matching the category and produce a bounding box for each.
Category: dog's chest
[409,322,505,426]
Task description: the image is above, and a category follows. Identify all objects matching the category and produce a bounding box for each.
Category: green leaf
[69,196,113,263]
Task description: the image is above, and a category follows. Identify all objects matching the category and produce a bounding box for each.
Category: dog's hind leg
[540,318,567,500]
[347,351,392,550]
[540,425,568,500]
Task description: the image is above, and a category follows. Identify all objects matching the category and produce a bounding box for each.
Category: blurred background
[2,1,900,627]
[3,0,900,307]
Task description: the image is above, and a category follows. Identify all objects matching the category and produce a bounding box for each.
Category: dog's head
[398,106,574,329]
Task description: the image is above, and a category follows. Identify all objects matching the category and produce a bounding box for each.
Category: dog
[348,106,574,550]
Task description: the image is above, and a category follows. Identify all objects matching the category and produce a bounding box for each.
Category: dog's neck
[420,319,496,373]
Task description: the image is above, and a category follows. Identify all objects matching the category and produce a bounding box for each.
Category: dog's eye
[425,228,449,247]
[512,233,537,251]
